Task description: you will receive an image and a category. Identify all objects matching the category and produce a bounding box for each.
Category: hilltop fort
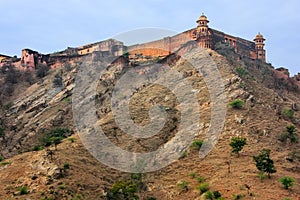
[0,14,298,80]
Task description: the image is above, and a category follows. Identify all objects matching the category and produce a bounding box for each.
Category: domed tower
[254,33,266,62]
[196,14,209,35]
[193,13,212,48]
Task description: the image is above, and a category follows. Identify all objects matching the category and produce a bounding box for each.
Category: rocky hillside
[0,42,299,200]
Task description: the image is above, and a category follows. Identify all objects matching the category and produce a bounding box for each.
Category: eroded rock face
[0,65,77,157]
[0,47,130,158]
[21,49,37,70]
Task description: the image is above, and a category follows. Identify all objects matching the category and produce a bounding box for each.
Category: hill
[0,39,299,200]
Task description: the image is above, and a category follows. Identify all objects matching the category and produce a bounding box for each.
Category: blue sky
[0,0,299,75]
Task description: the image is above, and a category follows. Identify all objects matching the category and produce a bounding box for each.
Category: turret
[193,13,212,48]
[254,33,266,62]
[196,13,210,36]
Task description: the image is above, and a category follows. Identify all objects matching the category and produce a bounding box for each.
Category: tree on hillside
[229,137,247,157]
[286,125,298,143]
[253,149,276,178]
[279,125,298,144]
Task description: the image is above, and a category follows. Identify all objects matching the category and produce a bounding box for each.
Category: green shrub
[176,180,189,191]
[283,109,294,119]
[130,173,146,191]
[229,137,247,157]
[32,145,43,151]
[63,163,70,170]
[279,125,298,143]
[253,149,276,178]
[189,172,197,178]
[0,161,11,167]
[204,190,223,200]
[286,125,298,143]
[236,67,248,77]
[196,176,206,183]
[233,194,244,200]
[190,140,203,150]
[204,191,214,200]
[279,176,295,189]
[39,128,72,147]
[286,125,296,134]
[123,52,130,59]
[213,191,222,198]
[106,180,138,200]
[68,137,76,143]
[64,97,72,103]
[51,136,64,149]
[18,186,29,195]
[196,182,209,194]
[59,184,65,190]
[229,99,244,109]
[0,156,3,162]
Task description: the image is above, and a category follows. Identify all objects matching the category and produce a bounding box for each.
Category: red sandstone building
[128,14,266,62]
[1,14,267,70]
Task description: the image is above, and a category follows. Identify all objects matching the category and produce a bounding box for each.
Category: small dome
[253,33,266,43]
[197,13,209,23]
[255,33,265,39]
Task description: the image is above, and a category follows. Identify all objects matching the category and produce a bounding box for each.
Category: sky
[0,0,299,75]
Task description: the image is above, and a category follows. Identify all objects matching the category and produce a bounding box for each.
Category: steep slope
[0,43,299,200]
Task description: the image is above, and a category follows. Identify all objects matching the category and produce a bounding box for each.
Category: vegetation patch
[0,161,11,167]
[18,186,29,195]
[229,99,244,109]
[279,176,296,189]
[236,67,248,77]
[282,109,295,119]
[196,182,209,194]
[176,180,189,191]
[229,137,247,157]
[253,149,276,178]
[38,128,72,148]
[190,140,203,150]
[204,190,224,200]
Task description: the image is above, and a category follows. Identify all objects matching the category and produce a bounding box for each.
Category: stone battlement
[0,14,271,73]
[127,14,266,62]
